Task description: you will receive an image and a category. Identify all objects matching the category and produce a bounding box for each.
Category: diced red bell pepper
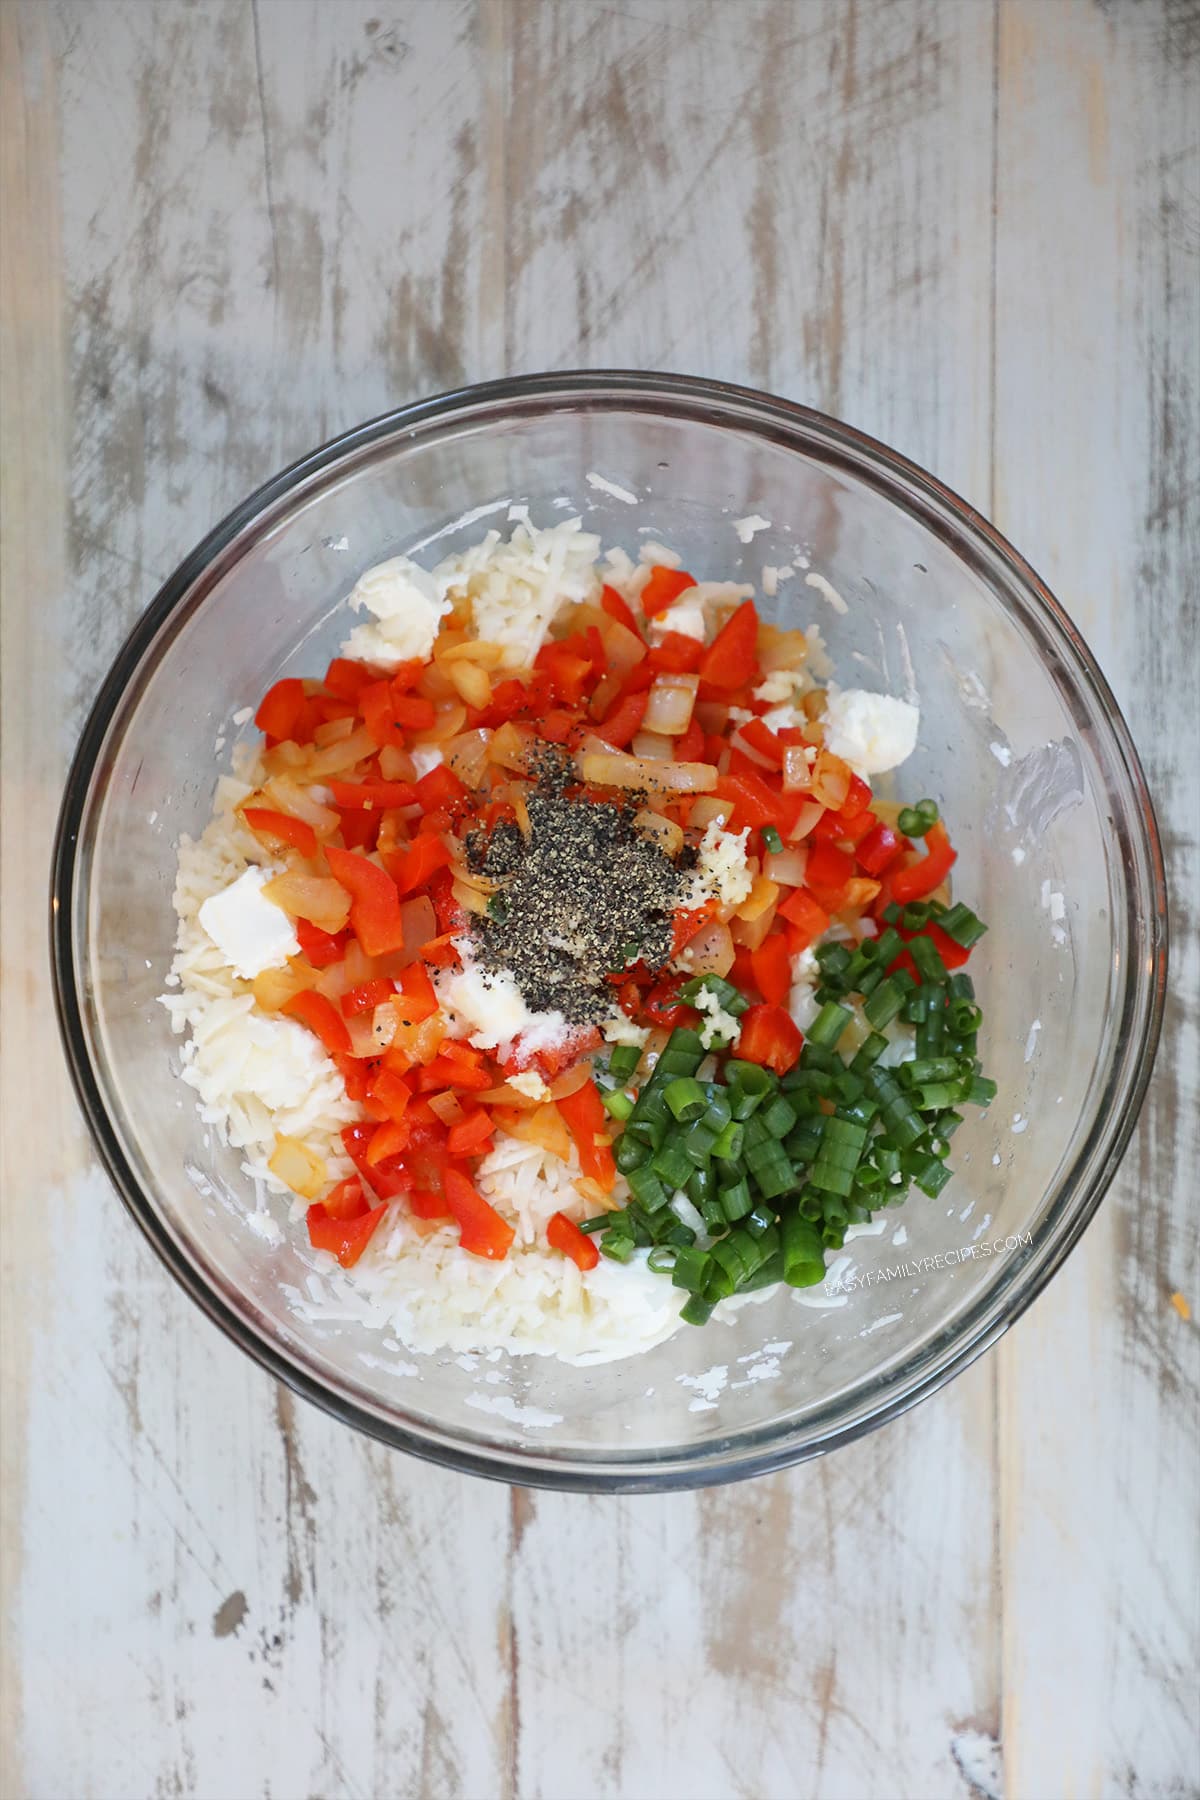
[295,918,348,968]
[368,1064,413,1125]
[716,768,784,829]
[812,804,876,848]
[698,601,760,691]
[425,866,466,935]
[387,830,452,897]
[777,887,832,950]
[736,716,784,768]
[547,1211,599,1272]
[648,632,705,673]
[242,807,318,858]
[306,1199,388,1266]
[641,979,701,1031]
[597,688,649,749]
[324,656,375,700]
[392,694,436,730]
[328,778,417,811]
[751,932,793,1008]
[641,567,697,618]
[340,1122,409,1198]
[671,900,719,956]
[414,763,468,813]
[447,1107,496,1158]
[396,960,439,1025]
[536,641,594,708]
[444,1167,514,1259]
[600,584,642,634]
[338,805,380,852]
[341,978,396,1018]
[418,1051,493,1093]
[419,931,461,968]
[282,989,353,1056]
[366,1117,411,1164]
[408,1189,450,1220]
[675,717,705,762]
[555,1078,616,1192]
[358,680,401,747]
[540,707,582,744]
[804,840,856,890]
[736,1002,804,1076]
[325,845,406,957]
[890,821,958,903]
[856,821,908,876]
[729,943,761,998]
[321,1175,369,1221]
[255,678,307,742]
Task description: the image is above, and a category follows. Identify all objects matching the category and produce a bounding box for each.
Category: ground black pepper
[463,744,692,1025]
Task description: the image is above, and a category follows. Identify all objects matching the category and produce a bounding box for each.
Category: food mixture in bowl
[162,515,995,1362]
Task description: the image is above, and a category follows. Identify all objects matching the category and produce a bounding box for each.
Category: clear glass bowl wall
[56,377,1165,1488]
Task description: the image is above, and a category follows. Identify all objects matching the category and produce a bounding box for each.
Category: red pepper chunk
[255,678,307,741]
[295,918,348,967]
[340,1122,410,1198]
[890,821,958,904]
[698,601,760,691]
[736,717,785,768]
[324,656,375,700]
[600,584,642,634]
[325,845,406,957]
[641,566,697,619]
[444,1168,515,1260]
[306,1199,388,1267]
[751,932,793,1007]
[736,1002,804,1076]
[447,1107,496,1158]
[598,688,649,749]
[321,1176,369,1221]
[282,989,352,1056]
[675,716,705,762]
[648,632,705,673]
[414,763,468,813]
[242,807,318,858]
[856,821,908,876]
[716,769,784,829]
[341,978,396,1018]
[555,1078,616,1192]
[386,831,452,897]
[547,1211,599,1272]
[777,887,832,951]
[804,840,856,890]
[329,778,417,811]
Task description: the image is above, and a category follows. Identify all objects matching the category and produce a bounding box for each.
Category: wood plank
[992,4,1200,1795]
[11,5,512,1796]
[501,5,1003,1795]
[0,8,78,1795]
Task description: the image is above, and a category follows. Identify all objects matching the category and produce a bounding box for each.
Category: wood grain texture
[2,2,1196,1797]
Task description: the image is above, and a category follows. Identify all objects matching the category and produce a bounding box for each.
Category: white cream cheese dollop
[198,866,298,980]
[340,555,453,668]
[821,687,919,775]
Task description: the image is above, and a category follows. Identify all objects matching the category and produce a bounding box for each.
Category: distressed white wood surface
[1,4,1196,1798]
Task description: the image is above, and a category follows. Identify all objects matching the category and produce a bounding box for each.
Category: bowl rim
[50,369,1169,1491]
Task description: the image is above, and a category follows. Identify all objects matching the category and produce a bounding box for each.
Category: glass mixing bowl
[52,372,1167,1490]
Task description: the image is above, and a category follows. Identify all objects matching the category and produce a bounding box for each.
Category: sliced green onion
[647,1246,678,1275]
[615,1133,649,1172]
[671,1246,709,1292]
[762,1094,798,1139]
[627,1162,671,1211]
[782,1213,826,1287]
[711,1119,745,1162]
[850,1031,889,1073]
[864,978,907,1030]
[897,798,939,838]
[807,1001,852,1048]
[938,902,988,948]
[683,1118,721,1166]
[679,1292,715,1326]
[651,1138,694,1191]
[664,1076,707,1122]
[608,1044,641,1081]
[762,824,784,854]
[680,973,749,1018]
[599,1234,636,1263]
[719,1174,754,1221]
[601,1087,635,1121]
[909,934,949,983]
[966,1074,998,1106]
